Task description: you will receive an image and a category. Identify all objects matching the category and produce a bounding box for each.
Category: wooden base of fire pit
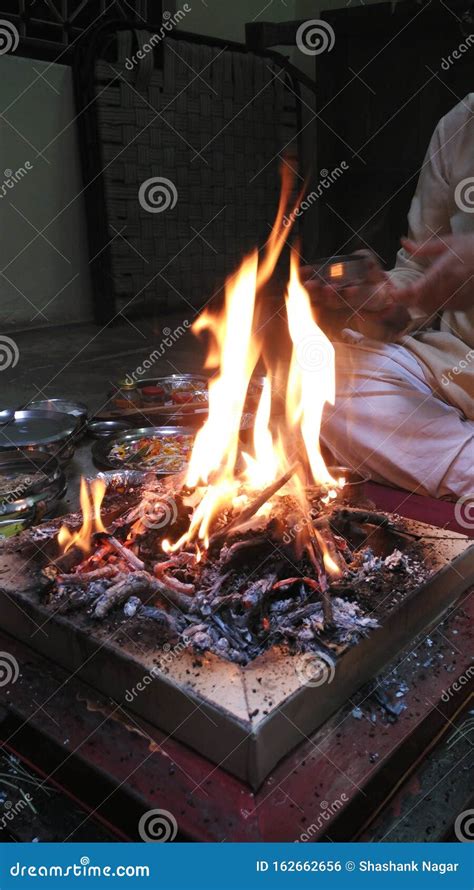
[0,518,472,788]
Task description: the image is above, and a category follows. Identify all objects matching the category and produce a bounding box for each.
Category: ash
[43,479,429,666]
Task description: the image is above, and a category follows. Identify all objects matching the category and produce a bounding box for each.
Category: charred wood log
[58,565,118,585]
[93,571,157,619]
[94,533,145,571]
[209,463,300,548]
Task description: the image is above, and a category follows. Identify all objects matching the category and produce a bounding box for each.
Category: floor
[2,314,205,510]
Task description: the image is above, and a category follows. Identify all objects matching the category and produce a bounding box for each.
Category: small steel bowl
[87,419,134,439]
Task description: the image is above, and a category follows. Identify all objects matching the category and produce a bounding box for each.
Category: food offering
[92,427,195,473]
[109,375,209,415]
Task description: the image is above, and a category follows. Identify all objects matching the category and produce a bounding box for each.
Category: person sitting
[302,95,474,499]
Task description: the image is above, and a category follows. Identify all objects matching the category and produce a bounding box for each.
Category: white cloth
[321,97,474,498]
[322,333,473,499]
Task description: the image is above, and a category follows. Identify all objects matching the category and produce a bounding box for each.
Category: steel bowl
[87,419,133,439]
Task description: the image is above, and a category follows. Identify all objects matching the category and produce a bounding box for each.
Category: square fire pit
[0,515,472,788]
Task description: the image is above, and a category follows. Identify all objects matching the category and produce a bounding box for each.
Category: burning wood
[208,462,301,547]
[46,176,406,664]
[94,532,145,571]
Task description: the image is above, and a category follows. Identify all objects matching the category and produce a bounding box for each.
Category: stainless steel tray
[25,397,88,418]
[25,399,88,435]
[118,373,208,393]
[92,426,195,473]
[0,410,77,449]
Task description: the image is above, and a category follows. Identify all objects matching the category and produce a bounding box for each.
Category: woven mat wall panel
[92,36,299,314]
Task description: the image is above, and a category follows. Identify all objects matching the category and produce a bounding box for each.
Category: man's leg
[321,338,473,499]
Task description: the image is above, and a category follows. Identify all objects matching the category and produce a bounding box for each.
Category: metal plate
[0,410,77,449]
[110,374,209,418]
[92,426,195,473]
[26,398,88,422]
[114,374,208,402]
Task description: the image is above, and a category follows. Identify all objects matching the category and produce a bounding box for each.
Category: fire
[243,376,280,489]
[285,253,336,487]
[61,171,343,584]
[165,215,342,558]
[58,478,107,554]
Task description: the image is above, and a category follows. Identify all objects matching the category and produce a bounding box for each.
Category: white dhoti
[321,333,473,499]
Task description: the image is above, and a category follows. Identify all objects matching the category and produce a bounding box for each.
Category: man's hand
[397,234,474,313]
[301,250,395,313]
[301,250,410,334]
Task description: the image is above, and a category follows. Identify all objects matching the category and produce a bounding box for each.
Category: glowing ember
[58,478,107,554]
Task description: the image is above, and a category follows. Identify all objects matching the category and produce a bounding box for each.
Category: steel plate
[0,410,77,449]
[92,426,195,473]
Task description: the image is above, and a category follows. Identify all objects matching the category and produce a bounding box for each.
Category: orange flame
[164,207,342,555]
[58,478,107,554]
[243,375,280,489]
[285,253,336,488]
